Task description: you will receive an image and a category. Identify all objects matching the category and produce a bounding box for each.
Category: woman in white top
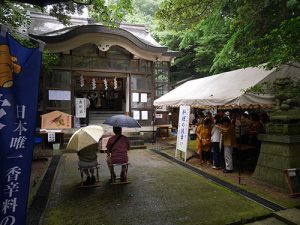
[211,115,222,169]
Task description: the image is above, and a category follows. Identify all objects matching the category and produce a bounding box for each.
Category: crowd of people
[193,110,269,173]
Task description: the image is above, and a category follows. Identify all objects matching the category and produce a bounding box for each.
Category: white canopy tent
[154,64,299,109]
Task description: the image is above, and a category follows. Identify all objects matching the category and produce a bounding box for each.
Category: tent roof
[154,64,299,109]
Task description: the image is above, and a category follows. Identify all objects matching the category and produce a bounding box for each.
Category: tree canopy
[0,0,132,29]
[1,0,299,84]
[122,0,162,28]
[0,0,132,70]
[156,0,300,82]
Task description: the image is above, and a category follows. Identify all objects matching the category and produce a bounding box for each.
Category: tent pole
[152,107,156,144]
[238,106,242,184]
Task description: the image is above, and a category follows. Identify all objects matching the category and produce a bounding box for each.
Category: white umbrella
[66,125,104,151]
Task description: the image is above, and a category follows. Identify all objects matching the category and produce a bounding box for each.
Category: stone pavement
[28,146,300,225]
[36,149,271,225]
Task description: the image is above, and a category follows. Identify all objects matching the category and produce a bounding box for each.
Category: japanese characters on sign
[176,105,190,153]
[47,133,56,143]
[41,110,72,129]
[0,28,42,225]
[75,98,86,118]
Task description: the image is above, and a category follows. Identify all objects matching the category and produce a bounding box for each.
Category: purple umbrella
[103,115,141,128]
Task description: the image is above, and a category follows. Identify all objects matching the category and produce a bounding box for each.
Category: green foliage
[1,0,133,74]
[273,77,300,101]
[0,1,31,29]
[42,51,60,74]
[244,82,272,95]
[89,0,132,26]
[122,0,162,28]
[156,0,216,31]
[156,0,300,82]
[45,2,82,25]
[245,76,300,109]
[241,17,300,69]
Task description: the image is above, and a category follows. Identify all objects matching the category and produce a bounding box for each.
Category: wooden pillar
[125,74,130,115]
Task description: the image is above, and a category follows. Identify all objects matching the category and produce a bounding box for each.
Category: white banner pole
[175,105,190,162]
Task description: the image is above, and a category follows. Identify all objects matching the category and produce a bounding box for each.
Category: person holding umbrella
[66,125,103,186]
[106,126,130,182]
[103,114,140,182]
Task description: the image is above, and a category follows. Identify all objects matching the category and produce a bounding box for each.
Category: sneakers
[212,166,222,170]
[223,169,233,173]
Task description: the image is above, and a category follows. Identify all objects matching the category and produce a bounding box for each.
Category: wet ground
[34,150,271,225]
[28,138,300,225]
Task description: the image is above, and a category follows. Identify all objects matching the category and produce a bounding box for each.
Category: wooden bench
[111,163,130,184]
[78,163,100,187]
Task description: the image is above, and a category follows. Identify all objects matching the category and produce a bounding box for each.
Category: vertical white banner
[75,98,86,118]
[176,105,190,161]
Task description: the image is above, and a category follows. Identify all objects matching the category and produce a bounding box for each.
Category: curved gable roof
[32,25,168,53]
[29,12,180,61]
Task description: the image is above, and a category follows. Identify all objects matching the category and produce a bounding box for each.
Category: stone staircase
[124,131,147,150]
[89,111,146,149]
[63,132,146,150]
[63,131,146,150]
[89,110,123,125]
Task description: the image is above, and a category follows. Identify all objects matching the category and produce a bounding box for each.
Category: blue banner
[0,30,42,225]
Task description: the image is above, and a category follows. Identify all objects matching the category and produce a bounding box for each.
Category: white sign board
[133,110,140,120]
[75,98,86,118]
[48,90,71,100]
[141,93,147,103]
[156,105,167,112]
[47,133,56,142]
[176,105,190,161]
[155,113,163,119]
[141,111,148,120]
[132,93,139,102]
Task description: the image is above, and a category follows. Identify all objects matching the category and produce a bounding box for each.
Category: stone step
[89,111,123,124]
[245,217,287,225]
[274,208,300,225]
[129,139,144,146]
[63,130,146,149]
[124,132,141,137]
[245,208,300,225]
[89,110,123,114]
[130,145,147,150]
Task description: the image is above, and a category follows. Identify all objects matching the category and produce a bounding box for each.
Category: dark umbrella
[103,115,141,128]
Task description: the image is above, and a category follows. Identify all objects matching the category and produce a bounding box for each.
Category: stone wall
[253,134,300,188]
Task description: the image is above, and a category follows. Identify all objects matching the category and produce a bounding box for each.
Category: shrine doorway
[74,73,126,112]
